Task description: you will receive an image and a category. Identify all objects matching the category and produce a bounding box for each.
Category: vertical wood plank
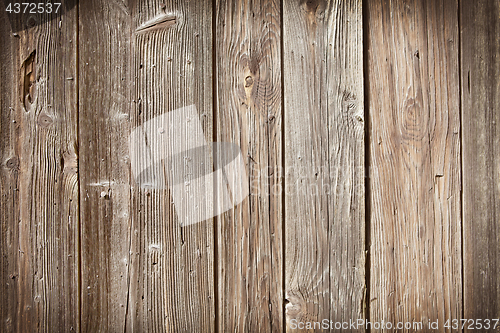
[216,0,283,331]
[79,1,132,331]
[126,0,214,331]
[0,13,19,331]
[461,0,500,324]
[284,0,365,330]
[0,3,79,332]
[325,0,365,327]
[368,0,462,329]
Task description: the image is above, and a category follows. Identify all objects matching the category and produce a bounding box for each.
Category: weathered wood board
[128,0,215,331]
[284,0,365,331]
[461,0,500,327]
[0,2,79,332]
[79,0,214,331]
[216,0,283,331]
[78,1,133,331]
[367,0,462,330]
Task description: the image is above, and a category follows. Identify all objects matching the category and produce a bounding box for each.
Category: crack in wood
[21,50,36,112]
[135,13,176,34]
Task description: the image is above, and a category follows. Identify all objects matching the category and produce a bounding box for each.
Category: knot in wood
[245,76,254,87]
[37,113,53,128]
[5,157,19,171]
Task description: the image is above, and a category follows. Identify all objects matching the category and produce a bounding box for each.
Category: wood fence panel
[367,0,462,330]
[215,0,283,331]
[461,0,500,325]
[0,3,79,332]
[78,1,132,331]
[284,0,365,331]
[127,0,215,331]
[3,1,500,331]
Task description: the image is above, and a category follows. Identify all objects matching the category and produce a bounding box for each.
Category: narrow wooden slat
[325,0,365,327]
[0,4,79,332]
[461,0,500,325]
[284,0,365,330]
[216,0,283,331]
[126,0,214,331]
[368,0,461,329]
[0,12,19,331]
[78,1,132,331]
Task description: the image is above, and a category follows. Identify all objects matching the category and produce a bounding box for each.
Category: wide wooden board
[367,0,462,330]
[0,3,79,332]
[284,0,365,331]
[216,0,283,331]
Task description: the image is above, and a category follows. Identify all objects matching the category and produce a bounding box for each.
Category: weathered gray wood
[461,0,500,325]
[78,1,132,331]
[0,3,79,332]
[284,0,365,330]
[126,0,215,332]
[368,0,462,329]
[215,0,283,331]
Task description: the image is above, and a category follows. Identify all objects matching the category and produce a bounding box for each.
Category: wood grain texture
[2,1,500,331]
[0,3,79,332]
[284,0,365,330]
[78,1,132,331]
[127,0,215,331]
[215,0,283,331]
[461,0,500,326]
[0,14,19,331]
[367,0,462,330]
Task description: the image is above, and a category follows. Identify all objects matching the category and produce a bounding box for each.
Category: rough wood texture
[284,0,365,330]
[215,0,283,331]
[3,1,500,331]
[0,3,79,332]
[127,0,214,331]
[367,0,462,329]
[78,1,132,331]
[461,0,500,325]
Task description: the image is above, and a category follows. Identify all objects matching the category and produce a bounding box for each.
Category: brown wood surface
[283,0,365,331]
[78,0,132,331]
[0,2,79,332]
[79,0,215,331]
[461,0,500,327]
[128,0,215,331]
[2,0,500,331]
[215,0,283,331]
[367,0,462,330]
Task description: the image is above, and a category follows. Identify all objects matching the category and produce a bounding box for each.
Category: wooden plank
[125,0,214,331]
[0,11,22,332]
[461,0,500,325]
[367,0,462,329]
[325,0,365,327]
[0,3,79,332]
[78,1,132,331]
[284,0,365,330]
[215,0,283,331]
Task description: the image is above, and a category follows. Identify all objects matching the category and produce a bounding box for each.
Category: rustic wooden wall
[0,0,499,332]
